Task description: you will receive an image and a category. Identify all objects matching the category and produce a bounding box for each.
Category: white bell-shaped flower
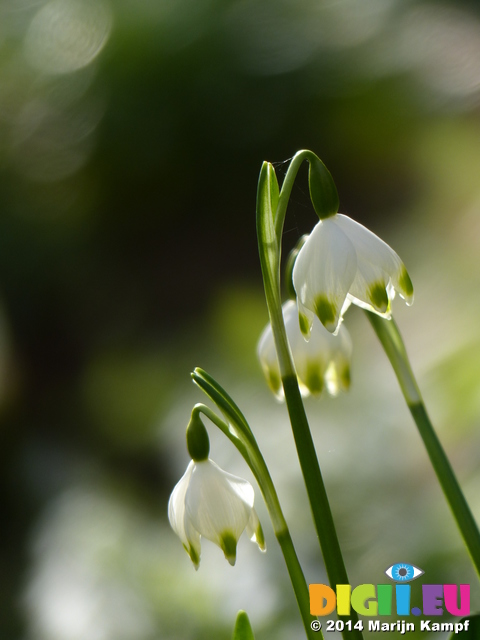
[168,458,265,569]
[257,300,352,399]
[292,214,414,335]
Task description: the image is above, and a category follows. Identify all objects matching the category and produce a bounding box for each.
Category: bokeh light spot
[24,0,112,75]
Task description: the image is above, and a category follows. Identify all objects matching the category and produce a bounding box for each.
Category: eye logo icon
[385,563,424,583]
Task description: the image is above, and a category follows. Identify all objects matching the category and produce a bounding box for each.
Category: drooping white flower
[292,214,414,335]
[257,300,352,399]
[168,458,265,569]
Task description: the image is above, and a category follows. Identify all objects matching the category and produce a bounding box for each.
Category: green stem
[191,399,319,640]
[257,157,363,640]
[367,312,480,578]
[275,151,321,239]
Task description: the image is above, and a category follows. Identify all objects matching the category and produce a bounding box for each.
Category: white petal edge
[168,461,201,568]
[335,214,413,308]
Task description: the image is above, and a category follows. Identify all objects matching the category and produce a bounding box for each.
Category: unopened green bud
[186,411,210,461]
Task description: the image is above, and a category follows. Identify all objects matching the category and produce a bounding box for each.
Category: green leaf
[268,163,279,219]
[232,610,256,640]
[307,155,339,220]
[448,613,480,639]
[256,161,279,247]
[256,161,283,313]
[192,368,252,436]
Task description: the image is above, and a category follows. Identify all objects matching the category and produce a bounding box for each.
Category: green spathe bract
[307,154,339,220]
[186,411,210,461]
[256,161,279,251]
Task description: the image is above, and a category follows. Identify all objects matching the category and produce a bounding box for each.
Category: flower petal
[293,218,357,333]
[220,531,238,566]
[185,460,253,549]
[246,508,266,552]
[260,300,353,398]
[283,302,315,393]
[334,214,413,312]
[392,264,414,306]
[168,460,201,569]
[291,317,332,396]
[325,324,352,395]
[257,320,282,397]
[168,460,193,544]
[184,517,202,570]
[297,299,315,340]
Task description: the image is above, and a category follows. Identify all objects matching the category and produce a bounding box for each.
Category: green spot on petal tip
[185,544,200,570]
[399,267,414,300]
[267,369,281,395]
[298,312,310,337]
[305,360,324,395]
[256,523,266,552]
[369,281,389,313]
[220,531,238,566]
[341,365,351,390]
[313,295,337,329]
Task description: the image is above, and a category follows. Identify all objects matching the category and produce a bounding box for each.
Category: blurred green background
[1,0,480,638]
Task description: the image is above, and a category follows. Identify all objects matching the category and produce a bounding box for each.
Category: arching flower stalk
[167,393,319,639]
